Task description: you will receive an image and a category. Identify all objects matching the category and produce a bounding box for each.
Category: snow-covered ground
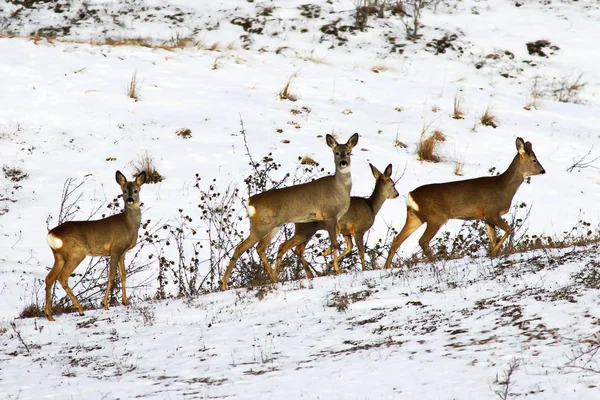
[1,1,600,398]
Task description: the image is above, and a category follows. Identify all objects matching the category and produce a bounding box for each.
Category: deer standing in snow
[45,171,146,321]
[261,163,398,276]
[383,137,545,269]
[220,133,359,290]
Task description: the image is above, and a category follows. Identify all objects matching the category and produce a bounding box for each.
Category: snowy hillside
[1,1,600,398]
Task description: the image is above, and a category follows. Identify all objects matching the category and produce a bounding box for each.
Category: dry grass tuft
[453,160,464,176]
[393,133,408,148]
[132,151,163,183]
[127,71,142,101]
[417,126,445,163]
[371,65,388,73]
[480,106,499,128]
[278,72,298,102]
[300,155,319,165]
[452,93,465,120]
[176,128,192,139]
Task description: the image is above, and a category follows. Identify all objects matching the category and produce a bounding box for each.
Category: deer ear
[384,164,393,178]
[326,134,338,149]
[347,133,359,148]
[116,170,127,186]
[369,163,381,179]
[525,141,533,153]
[136,171,147,186]
[516,137,526,155]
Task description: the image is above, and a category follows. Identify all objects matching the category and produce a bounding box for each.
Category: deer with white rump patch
[220,133,359,290]
[262,163,399,276]
[383,137,545,269]
[45,171,146,321]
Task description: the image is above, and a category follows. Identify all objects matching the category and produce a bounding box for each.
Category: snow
[1,0,600,399]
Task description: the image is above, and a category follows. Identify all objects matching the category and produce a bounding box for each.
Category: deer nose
[339,160,348,168]
[127,197,135,204]
[540,169,546,174]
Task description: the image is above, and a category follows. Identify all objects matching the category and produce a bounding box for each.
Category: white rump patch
[247,205,256,217]
[46,233,63,249]
[406,193,420,212]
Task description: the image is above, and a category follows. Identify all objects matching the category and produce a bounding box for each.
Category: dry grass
[176,128,192,139]
[371,65,388,73]
[417,126,445,163]
[212,53,228,70]
[431,105,440,113]
[524,77,541,111]
[278,72,298,102]
[453,160,464,176]
[127,71,142,101]
[132,151,163,183]
[452,93,465,120]
[301,55,327,64]
[480,106,499,128]
[393,132,408,149]
[300,155,318,165]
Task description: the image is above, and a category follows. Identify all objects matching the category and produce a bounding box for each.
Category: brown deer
[44,171,146,321]
[220,133,359,290]
[262,163,399,277]
[383,137,545,269]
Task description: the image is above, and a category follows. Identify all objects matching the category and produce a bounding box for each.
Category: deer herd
[44,134,545,321]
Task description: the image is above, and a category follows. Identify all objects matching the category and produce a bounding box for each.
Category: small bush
[18,303,44,319]
[132,151,163,183]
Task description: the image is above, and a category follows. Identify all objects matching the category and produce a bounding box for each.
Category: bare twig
[567,147,599,173]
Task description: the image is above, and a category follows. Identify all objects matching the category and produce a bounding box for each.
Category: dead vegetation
[278,72,298,102]
[480,106,499,128]
[176,128,192,139]
[417,127,446,162]
[132,151,163,183]
[452,93,465,120]
[127,71,142,102]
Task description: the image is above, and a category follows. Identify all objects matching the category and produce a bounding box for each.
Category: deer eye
[335,152,340,156]
[134,190,138,193]
[532,159,537,163]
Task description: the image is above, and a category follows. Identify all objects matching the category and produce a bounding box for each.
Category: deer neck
[367,183,386,217]
[334,167,352,194]
[498,155,526,199]
[123,203,142,231]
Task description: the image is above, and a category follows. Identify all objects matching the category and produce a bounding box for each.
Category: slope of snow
[1,1,600,398]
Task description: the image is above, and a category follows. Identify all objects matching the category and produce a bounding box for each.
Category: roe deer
[45,171,146,321]
[263,163,399,276]
[383,137,545,269]
[220,133,359,290]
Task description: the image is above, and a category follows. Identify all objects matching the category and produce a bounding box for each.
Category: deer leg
[255,228,279,282]
[274,223,318,277]
[383,209,424,269]
[56,252,87,316]
[45,252,66,321]
[324,219,341,274]
[221,228,270,290]
[484,222,498,248]
[335,235,354,267]
[487,216,512,256]
[354,232,367,271]
[418,221,444,261]
[293,241,315,279]
[117,254,129,306]
[103,253,120,310]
